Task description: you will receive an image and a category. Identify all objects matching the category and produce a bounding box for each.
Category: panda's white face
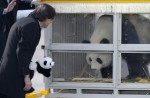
[38,57,54,69]
[86,53,112,70]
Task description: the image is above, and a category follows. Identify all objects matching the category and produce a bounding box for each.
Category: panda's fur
[83,14,150,78]
[122,14,150,78]
[83,15,113,78]
[25,57,54,93]
[127,14,150,44]
[89,15,113,44]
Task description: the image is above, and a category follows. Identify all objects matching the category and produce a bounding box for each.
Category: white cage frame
[43,3,150,98]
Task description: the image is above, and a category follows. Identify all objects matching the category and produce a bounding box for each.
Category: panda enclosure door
[43,2,150,98]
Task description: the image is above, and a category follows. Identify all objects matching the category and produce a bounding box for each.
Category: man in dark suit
[0,4,56,98]
[0,0,41,60]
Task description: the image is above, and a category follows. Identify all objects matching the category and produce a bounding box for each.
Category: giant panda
[82,15,113,78]
[121,14,150,79]
[83,14,150,79]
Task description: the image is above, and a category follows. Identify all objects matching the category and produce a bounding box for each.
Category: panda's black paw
[24,87,35,94]
[101,65,112,78]
[82,40,90,43]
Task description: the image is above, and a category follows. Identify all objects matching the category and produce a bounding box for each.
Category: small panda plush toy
[29,57,54,77]
[25,57,54,93]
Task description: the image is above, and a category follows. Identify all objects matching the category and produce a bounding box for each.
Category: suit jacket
[0,0,35,60]
[0,14,41,98]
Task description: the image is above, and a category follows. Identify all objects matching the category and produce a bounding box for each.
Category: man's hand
[24,75,32,91]
[31,0,42,6]
[4,0,16,14]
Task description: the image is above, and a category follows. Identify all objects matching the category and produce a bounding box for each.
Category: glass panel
[52,52,113,83]
[53,89,76,94]
[82,89,113,94]
[52,14,113,44]
[121,53,150,83]
[122,14,150,44]
[119,90,150,95]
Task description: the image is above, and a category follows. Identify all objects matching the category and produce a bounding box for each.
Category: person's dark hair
[32,4,56,21]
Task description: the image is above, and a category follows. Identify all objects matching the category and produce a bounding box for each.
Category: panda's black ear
[100,38,109,44]
[82,40,91,43]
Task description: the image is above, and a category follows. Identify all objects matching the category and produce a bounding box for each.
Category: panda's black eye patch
[89,58,92,62]
[44,61,47,65]
[50,63,51,65]
[96,58,103,64]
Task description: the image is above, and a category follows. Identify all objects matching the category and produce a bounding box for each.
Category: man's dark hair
[32,4,56,21]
